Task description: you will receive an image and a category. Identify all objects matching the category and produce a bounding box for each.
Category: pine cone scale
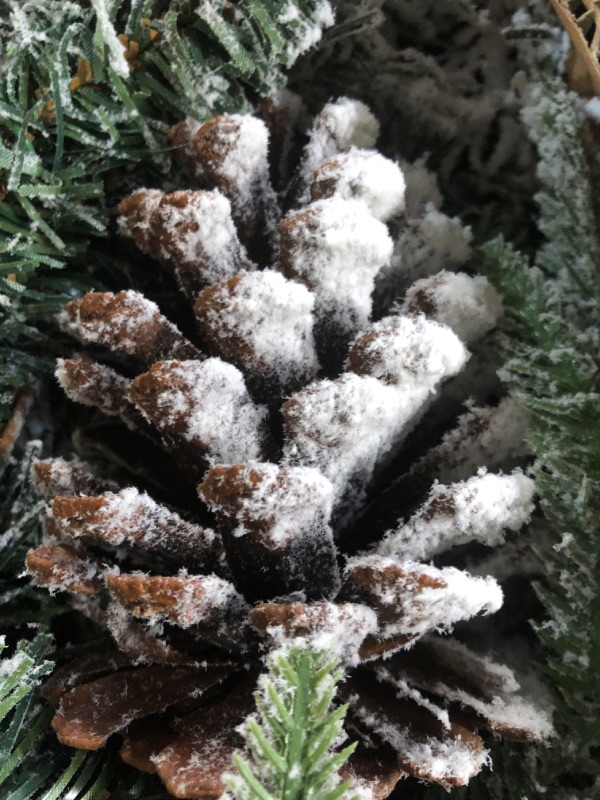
[52,663,235,750]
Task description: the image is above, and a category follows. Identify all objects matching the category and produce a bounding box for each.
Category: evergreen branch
[475,76,600,797]
[0,441,65,631]
[225,645,357,800]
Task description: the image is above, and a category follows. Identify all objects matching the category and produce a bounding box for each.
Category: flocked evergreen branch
[225,645,357,800]
[0,0,334,426]
[476,76,600,798]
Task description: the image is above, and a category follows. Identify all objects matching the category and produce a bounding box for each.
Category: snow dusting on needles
[278,1,335,64]
[92,0,130,79]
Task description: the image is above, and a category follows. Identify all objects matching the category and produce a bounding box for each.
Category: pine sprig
[476,76,600,797]
[225,646,357,800]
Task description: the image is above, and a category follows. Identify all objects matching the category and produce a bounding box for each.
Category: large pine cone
[27,96,552,799]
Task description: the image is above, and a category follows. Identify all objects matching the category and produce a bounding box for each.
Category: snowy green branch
[225,646,357,800]
[478,77,600,798]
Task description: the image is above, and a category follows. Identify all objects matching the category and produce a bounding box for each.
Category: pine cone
[27,96,552,799]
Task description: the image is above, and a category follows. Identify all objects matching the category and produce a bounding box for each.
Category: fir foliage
[0,0,334,426]
[225,646,357,800]
[476,76,600,798]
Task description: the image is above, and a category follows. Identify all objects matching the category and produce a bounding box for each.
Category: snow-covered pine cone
[26,96,552,799]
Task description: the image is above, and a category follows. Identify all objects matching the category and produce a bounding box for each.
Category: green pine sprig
[0,440,71,632]
[474,76,600,798]
[225,645,358,800]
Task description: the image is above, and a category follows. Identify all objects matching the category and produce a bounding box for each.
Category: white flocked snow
[347,693,489,787]
[377,637,554,740]
[348,314,468,387]
[131,359,269,465]
[56,358,131,417]
[285,316,468,513]
[311,147,406,221]
[55,487,216,555]
[284,374,407,510]
[280,198,393,333]
[344,555,503,642]
[402,271,503,344]
[259,601,378,666]
[277,1,335,64]
[378,469,536,561]
[199,270,319,386]
[296,97,380,200]
[117,188,162,251]
[57,290,188,360]
[204,463,335,548]
[109,572,249,630]
[389,204,472,292]
[417,397,531,487]
[213,115,272,211]
[150,190,253,284]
